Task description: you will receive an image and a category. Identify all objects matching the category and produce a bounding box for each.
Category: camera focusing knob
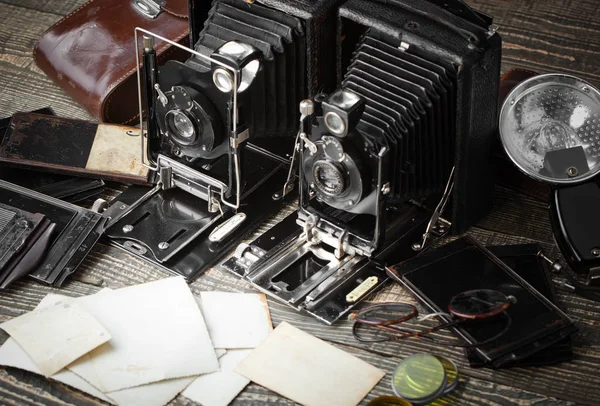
[322,136,345,162]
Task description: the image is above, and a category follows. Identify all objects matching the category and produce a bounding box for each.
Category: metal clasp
[132,0,164,18]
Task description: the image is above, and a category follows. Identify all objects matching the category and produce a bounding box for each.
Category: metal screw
[381,183,391,195]
[347,200,354,206]
[592,248,600,257]
[537,251,563,273]
[158,242,170,250]
[567,167,578,177]
[583,86,590,93]
[123,225,134,233]
[412,242,423,251]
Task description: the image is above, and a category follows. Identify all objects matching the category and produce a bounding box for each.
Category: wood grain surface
[1,0,600,405]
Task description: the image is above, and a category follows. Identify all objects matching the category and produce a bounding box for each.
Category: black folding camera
[104,0,347,279]
[223,0,502,323]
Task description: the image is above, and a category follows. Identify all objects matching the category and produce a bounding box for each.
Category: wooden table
[1,0,600,405]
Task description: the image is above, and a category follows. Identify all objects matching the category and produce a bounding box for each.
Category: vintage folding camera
[222,0,502,323]
[103,0,347,279]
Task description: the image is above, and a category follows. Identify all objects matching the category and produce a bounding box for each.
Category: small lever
[154,84,168,107]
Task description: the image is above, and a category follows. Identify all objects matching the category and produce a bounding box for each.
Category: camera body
[223,0,502,323]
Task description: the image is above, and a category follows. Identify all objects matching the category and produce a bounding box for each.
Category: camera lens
[166,110,197,143]
[313,160,345,196]
[325,112,347,136]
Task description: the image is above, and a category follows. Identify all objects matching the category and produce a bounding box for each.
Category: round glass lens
[325,112,346,135]
[313,161,345,196]
[435,356,459,395]
[448,289,512,319]
[392,354,446,404]
[500,74,600,184]
[166,110,196,141]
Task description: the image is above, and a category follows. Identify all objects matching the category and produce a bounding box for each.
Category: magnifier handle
[550,180,600,282]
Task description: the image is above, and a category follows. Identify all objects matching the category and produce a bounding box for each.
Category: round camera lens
[325,112,347,136]
[313,161,345,196]
[213,68,234,93]
[168,111,196,140]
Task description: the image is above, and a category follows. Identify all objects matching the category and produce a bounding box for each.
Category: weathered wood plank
[0,0,87,16]
[0,228,596,405]
[474,186,556,244]
[468,0,600,83]
[0,271,586,406]
[0,339,580,406]
[0,3,91,120]
[6,232,592,405]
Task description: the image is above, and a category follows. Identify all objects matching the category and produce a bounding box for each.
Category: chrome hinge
[230,129,250,149]
[132,0,164,18]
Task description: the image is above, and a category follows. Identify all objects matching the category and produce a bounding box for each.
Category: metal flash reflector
[500,74,600,184]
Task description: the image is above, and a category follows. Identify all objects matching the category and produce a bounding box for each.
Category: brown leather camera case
[33,0,191,125]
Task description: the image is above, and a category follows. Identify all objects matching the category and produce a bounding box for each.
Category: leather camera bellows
[342,31,457,200]
[191,0,306,137]
[338,0,502,233]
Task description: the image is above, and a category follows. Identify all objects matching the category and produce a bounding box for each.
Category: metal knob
[143,35,154,52]
[300,99,314,116]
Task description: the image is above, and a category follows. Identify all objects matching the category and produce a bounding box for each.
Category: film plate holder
[0,180,105,287]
